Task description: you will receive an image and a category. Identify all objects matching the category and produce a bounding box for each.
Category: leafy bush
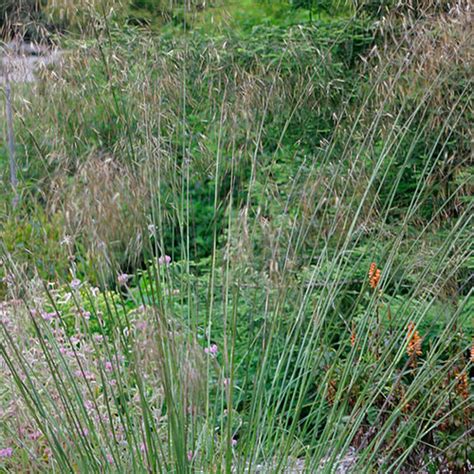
[0,207,70,281]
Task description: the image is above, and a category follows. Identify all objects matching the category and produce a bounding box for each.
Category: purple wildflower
[84,400,94,411]
[80,309,91,320]
[135,321,147,331]
[0,447,13,458]
[117,273,129,285]
[158,255,171,265]
[29,431,42,441]
[70,279,82,290]
[74,370,95,381]
[41,311,57,321]
[204,344,218,357]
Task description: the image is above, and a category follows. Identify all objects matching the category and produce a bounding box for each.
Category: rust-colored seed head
[369,262,377,279]
[401,399,411,414]
[471,339,474,363]
[368,263,381,289]
[350,330,356,347]
[350,322,356,347]
[407,322,422,358]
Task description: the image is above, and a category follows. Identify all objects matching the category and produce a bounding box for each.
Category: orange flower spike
[368,262,377,279]
[368,263,381,289]
[374,269,381,288]
[407,322,422,358]
[350,329,356,347]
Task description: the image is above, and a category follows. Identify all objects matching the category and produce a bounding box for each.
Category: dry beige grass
[47,154,152,269]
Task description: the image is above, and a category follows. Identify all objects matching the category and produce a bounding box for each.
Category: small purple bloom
[135,321,147,331]
[84,400,94,410]
[74,370,95,381]
[41,311,57,321]
[104,361,113,372]
[204,344,218,357]
[80,309,91,320]
[70,279,82,290]
[29,431,42,441]
[158,255,171,265]
[187,450,194,462]
[232,438,237,447]
[117,273,129,285]
[0,316,11,326]
[0,447,13,458]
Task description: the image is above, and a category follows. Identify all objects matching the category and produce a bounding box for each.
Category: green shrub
[1,207,70,280]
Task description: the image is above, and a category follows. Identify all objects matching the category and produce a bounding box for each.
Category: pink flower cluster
[0,284,201,470]
[204,344,218,357]
[29,431,42,441]
[42,312,58,321]
[158,255,171,265]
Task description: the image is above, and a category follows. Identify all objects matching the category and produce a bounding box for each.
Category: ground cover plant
[1,0,472,472]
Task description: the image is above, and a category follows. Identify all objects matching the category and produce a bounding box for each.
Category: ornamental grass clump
[0,1,473,472]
